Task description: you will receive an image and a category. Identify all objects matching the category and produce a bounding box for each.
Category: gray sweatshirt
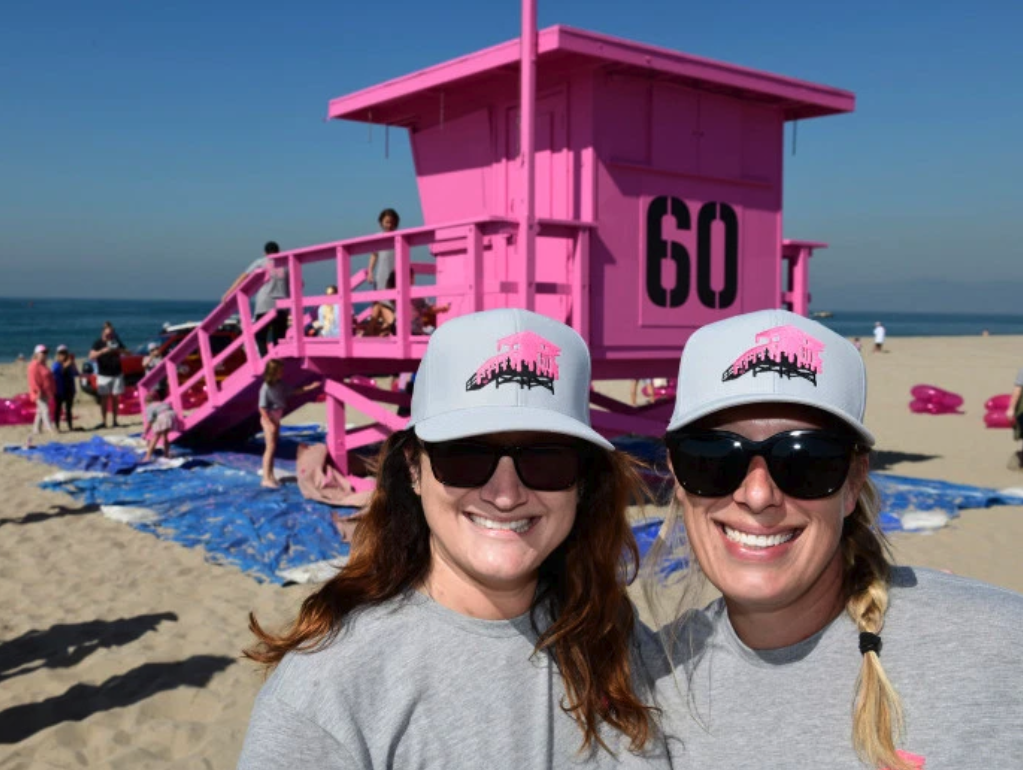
[238,591,668,769]
[641,567,1023,769]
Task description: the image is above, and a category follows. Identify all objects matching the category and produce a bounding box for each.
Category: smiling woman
[644,309,1023,770]
[238,309,669,769]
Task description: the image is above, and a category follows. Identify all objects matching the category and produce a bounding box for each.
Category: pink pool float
[908,384,964,415]
[0,393,38,426]
[983,393,1015,429]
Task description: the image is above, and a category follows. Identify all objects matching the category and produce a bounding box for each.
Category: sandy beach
[2,336,1023,766]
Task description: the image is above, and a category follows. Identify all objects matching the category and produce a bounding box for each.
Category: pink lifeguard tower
[140,4,854,490]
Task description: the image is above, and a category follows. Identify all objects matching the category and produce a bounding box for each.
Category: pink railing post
[789,246,810,316]
[518,0,538,311]
[287,252,305,359]
[236,293,260,373]
[336,245,353,357]
[325,390,348,474]
[166,357,183,418]
[395,235,411,357]
[138,383,149,432]
[197,328,218,406]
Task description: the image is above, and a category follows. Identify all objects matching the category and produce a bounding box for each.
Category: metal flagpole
[519,0,537,310]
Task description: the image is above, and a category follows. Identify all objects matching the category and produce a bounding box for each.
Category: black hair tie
[859,631,882,656]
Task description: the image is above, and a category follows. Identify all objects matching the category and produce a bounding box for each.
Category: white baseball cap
[408,309,613,450]
[34,344,47,354]
[666,309,874,445]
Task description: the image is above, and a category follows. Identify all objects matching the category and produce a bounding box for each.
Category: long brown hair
[245,429,656,753]
[263,359,283,385]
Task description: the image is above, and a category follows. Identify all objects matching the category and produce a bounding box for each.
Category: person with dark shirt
[51,345,79,431]
[89,325,125,429]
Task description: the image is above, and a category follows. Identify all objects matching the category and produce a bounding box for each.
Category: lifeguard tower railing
[137,214,617,487]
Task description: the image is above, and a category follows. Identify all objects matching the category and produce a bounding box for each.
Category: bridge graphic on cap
[466,331,562,394]
[722,325,824,385]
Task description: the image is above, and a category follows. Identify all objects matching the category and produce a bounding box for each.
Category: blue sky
[2,0,1020,310]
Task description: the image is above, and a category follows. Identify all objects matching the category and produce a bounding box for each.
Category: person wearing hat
[239,309,667,769]
[641,309,1023,769]
[142,341,164,372]
[51,344,79,432]
[27,344,56,435]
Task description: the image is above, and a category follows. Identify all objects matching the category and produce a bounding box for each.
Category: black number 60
[645,196,739,310]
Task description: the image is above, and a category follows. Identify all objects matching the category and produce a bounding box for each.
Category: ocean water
[0,297,219,362]
[4,298,1023,363]
[814,310,1023,340]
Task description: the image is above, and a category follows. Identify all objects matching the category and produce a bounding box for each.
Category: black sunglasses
[422,440,584,491]
[665,429,863,500]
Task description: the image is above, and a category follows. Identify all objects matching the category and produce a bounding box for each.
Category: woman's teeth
[469,514,533,534]
[723,525,795,548]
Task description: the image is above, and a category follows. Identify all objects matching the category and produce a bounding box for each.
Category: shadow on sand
[870,449,941,473]
[0,612,178,684]
[0,502,100,528]
[0,654,234,744]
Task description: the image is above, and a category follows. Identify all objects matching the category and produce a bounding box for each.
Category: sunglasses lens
[514,445,581,491]
[426,442,497,488]
[668,434,749,497]
[425,442,582,491]
[769,434,854,499]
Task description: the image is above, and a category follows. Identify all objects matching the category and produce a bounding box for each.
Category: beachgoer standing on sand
[258,360,287,489]
[873,320,886,352]
[239,309,668,769]
[642,309,1023,769]
[1005,366,1023,468]
[225,241,290,357]
[51,344,78,432]
[630,378,650,406]
[89,325,125,429]
[257,360,320,489]
[27,344,56,435]
[104,321,125,346]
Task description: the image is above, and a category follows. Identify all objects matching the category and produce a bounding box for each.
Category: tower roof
[328,25,854,128]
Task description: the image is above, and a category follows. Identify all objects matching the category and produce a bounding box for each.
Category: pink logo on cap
[722,325,824,385]
[466,331,561,394]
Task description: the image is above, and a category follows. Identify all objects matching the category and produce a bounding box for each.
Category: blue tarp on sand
[11,435,144,475]
[8,433,1023,583]
[872,474,1023,530]
[39,465,354,583]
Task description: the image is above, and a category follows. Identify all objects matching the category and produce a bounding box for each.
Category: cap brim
[666,393,875,446]
[413,406,615,451]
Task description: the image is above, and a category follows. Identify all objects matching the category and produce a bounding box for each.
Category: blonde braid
[842,478,915,770]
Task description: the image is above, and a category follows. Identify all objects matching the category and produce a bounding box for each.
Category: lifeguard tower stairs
[140,17,854,490]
